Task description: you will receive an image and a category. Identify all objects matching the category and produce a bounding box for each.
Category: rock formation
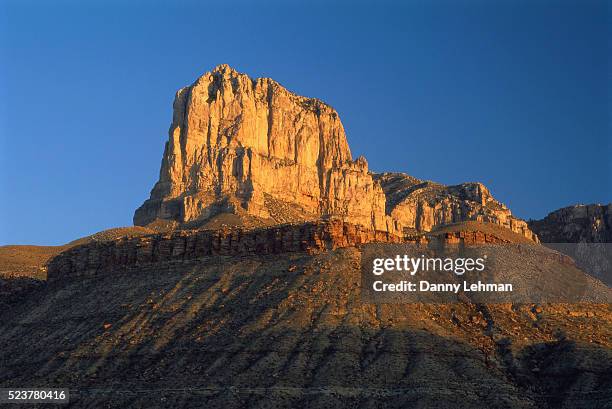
[375,173,538,241]
[47,220,531,283]
[134,64,536,241]
[6,65,612,409]
[134,64,396,233]
[529,203,612,243]
[528,204,612,285]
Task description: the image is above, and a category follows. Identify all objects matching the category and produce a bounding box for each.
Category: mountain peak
[134,66,537,242]
[134,65,386,231]
[211,63,235,73]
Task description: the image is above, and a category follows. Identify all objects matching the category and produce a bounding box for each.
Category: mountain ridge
[134,65,537,242]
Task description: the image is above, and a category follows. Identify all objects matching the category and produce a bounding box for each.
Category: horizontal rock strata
[47,222,401,282]
[48,221,543,283]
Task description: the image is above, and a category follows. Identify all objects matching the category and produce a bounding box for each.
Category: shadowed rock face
[529,204,612,243]
[134,65,536,241]
[528,204,612,285]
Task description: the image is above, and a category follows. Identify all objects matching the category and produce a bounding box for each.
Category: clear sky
[0,0,609,245]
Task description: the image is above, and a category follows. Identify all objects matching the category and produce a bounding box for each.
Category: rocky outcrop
[134,64,397,233]
[48,221,402,282]
[528,204,612,285]
[134,65,536,241]
[529,203,612,243]
[375,173,538,241]
[47,221,526,283]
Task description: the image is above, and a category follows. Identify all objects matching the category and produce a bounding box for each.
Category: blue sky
[0,0,609,245]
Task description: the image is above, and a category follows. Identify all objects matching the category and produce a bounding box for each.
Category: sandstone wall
[134,65,536,241]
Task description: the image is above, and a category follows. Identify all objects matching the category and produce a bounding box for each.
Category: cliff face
[134,64,396,233]
[48,221,401,282]
[135,65,535,240]
[375,173,538,241]
[47,221,524,283]
[529,204,612,243]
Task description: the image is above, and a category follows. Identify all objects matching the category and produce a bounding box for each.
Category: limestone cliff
[134,64,396,233]
[374,173,538,241]
[135,65,535,241]
[529,203,612,243]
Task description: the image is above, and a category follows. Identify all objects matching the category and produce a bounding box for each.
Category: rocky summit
[134,65,536,241]
[133,64,394,233]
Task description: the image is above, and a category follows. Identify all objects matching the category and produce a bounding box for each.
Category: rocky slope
[2,223,611,408]
[529,204,612,243]
[134,65,535,241]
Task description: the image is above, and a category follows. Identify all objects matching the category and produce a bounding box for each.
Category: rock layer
[48,221,531,283]
[48,221,401,282]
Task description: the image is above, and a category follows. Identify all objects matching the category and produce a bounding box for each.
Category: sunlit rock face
[374,173,538,242]
[134,64,397,233]
[134,64,536,241]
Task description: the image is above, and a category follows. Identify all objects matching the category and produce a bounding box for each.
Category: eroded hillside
[1,224,610,408]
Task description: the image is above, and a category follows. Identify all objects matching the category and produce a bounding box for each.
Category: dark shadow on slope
[0,250,610,408]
